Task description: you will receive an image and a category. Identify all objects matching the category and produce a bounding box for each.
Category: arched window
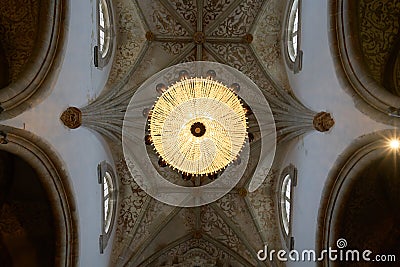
[288,0,299,62]
[278,164,297,249]
[98,161,117,253]
[285,0,302,73]
[281,174,292,234]
[96,0,113,68]
[103,171,114,233]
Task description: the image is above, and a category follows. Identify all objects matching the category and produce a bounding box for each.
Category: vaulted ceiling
[1,0,399,266]
[103,0,290,266]
[105,0,289,95]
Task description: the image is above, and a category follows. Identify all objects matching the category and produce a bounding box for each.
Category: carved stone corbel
[313,112,335,132]
[60,107,82,129]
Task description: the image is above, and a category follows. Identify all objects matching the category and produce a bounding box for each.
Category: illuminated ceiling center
[149,77,247,175]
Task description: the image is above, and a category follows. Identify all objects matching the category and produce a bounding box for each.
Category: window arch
[288,0,299,62]
[278,164,297,248]
[316,129,399,267]
[97,161,117,253]
[285,0,302,73]
[281,174,292,234]
[103,171,114,233]
[95,0,113,68]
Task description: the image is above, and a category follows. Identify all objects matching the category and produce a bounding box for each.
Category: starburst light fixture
[389,139,400,150]
[149,77,248,176]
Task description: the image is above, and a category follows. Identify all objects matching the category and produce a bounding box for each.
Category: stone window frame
[95,0,114,68]
[277,164,297,249]
[98,161,117,253]
[284,0,303,73]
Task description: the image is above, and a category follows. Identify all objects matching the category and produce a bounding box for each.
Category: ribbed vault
[69,1,335,266]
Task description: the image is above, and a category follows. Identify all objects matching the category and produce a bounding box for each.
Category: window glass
[98,0,110,58]
[104,171,113,233]
[287,0,299,62]
[98,161,117,253]
[281,174,291,235]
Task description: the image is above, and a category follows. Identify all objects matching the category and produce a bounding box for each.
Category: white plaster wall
[282,0,392,266]
[3,0,117,266]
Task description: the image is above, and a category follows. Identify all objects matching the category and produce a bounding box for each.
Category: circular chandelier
[122,61,276,207]
[148,77,248,175]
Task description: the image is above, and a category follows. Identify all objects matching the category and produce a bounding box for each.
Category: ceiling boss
[148,77,248,176]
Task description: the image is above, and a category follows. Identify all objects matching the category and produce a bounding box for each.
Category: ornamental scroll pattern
[82,1,317,264]
[168,0,197,29]
[215,193,264,248]
[161,42,188,56]
[0,0,39,82]
[178,50,217,63]
[203,0,235,27]
[180,208,196,230]
[252,0,290,90]
[209,43,277,96]
[246,169,282,250]
[130,199,177,253]
[210,0,263,37]
[153,239,242,266]
[201,205,257,265]
[178,50,197,63]
[151,1,189,36]
[106,0,146,86]
[359,0,400,83]
[111,158,148,264]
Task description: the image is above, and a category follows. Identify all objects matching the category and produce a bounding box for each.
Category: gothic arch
[0,125,78,266]
[316,129,399,266]
[0,0,68,120]
[329,0,400,125]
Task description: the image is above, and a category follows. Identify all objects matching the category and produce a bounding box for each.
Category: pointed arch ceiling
[107,0,290,93]
[90,0,311,266]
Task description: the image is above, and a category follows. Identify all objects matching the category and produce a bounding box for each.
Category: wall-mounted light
[389,139,400,150]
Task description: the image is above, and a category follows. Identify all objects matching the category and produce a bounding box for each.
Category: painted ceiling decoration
[0,0,66,120]
[0,0,39,84]
[121,61,277,209]
[111,157,279,266]
[330,0,400,123]
[60,0,336,266]
[358,0,400,94]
